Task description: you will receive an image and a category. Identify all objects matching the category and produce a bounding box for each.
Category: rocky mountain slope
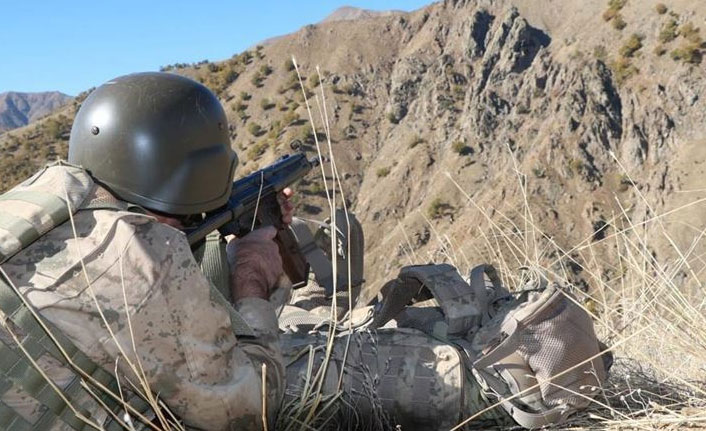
[1,0,704,299]
[0,91,72,133]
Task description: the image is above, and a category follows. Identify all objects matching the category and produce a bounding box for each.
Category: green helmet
[68,72,237,215]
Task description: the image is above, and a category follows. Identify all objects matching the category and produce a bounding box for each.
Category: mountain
[321,6,405,23]
[2,0,705,304]
[0,91,72,133]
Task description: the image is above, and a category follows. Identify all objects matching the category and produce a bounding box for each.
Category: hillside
[0,91,72,133]
[1,2,705,425]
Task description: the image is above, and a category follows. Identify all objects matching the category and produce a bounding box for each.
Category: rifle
[185,152,319,287]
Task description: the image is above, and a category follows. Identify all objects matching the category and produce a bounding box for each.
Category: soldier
[0,72,291,430]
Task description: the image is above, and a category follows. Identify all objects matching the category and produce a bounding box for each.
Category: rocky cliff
[1,0,704,298]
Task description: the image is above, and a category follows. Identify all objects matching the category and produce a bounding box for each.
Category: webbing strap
[193,233,255,338]
[0,276,152,430]
[469,264,505,324]
[371,264,483,335]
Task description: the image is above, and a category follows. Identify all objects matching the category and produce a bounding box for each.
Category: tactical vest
[0,162,251,431]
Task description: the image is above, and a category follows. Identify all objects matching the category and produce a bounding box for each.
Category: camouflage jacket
[0,165,285,430]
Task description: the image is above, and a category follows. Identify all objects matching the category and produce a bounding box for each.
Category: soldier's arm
[108,222,284,430]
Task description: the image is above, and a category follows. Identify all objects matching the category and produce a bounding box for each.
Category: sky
[1,1,431,96]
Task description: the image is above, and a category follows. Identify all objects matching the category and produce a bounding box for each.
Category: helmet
[68,72,237,215]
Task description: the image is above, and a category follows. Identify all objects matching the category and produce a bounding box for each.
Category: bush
[671,45,703,64]
[659,19,679,43]
[611,57,639,84]
[451,140,471,155]
[654,45,667,56]
[427,198,450,219]
[593,45,608,61]
[387,112,399,124]
[680,22,701,44]
[376,167,390,178]
[247,122,262,136]
[251,73,263,87]
[247,140,269,159]
[408,135,424,149]
[309,74,321,88]
[284,58,295,71]
[282,111,300,126]
[260,98,275,110]
[259,64,273,76]
[240,91,251,101]
[655,3,667,14]
[603,0,626,22]
[619,34,644,57]
[612,14,627,30]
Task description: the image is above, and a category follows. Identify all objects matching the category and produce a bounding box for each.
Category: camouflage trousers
[277,327,511,431]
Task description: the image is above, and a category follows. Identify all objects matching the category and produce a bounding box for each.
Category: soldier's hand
[227,226,283,301]
[278,187,295,225]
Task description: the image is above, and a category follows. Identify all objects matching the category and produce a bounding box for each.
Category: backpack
[370,263,610,428]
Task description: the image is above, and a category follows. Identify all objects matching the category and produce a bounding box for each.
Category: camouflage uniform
[0,165,285,430]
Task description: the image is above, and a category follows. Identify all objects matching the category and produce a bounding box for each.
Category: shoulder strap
[0,272,152,430]
[192,232,255,338]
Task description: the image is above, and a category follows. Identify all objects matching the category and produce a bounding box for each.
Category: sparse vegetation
[659,19,679,43]
[260,98,275,110]
[376,167,390,178]
[594,45,608,61]
[654,44,667,56]
[247,122,262,136]
[612,14,627,31]
[427,198,453,219]
[619,34,644,58]
[611,56,639,84]
[247,140,269,159]
[409,135,425,149]
[387,112,399,124]
[602,0,627,23]
[451,140,471,155]
[284,58,295,71]
[655,3,667,15]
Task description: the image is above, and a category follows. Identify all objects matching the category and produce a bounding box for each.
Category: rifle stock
[185,153,319,286]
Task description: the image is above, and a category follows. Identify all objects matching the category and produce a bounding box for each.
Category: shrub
[659,19,679,43]
[240,91,251,101]
[603,0,626,22]
[612,14,627,30]
[309,74,321,87]
[409,135,424,149]
[260,98,275,110]
[284,58,295,71]
[247,140,269,159]
[427,198,450,219]
[251,73,263,87]
[655,3,667,14]
[680,22,701,44]
[247,122,262,136]
[451,140,470,155]
[259,64,273,76]
[376,167,390,178]
[387,112,399,124]
[654,45,667,56]
[611,57,639,84]
[619,34,644,57]
[671,45,703,64]
[232,102,247,112]
[283,111,300,126]
[593,45,608,61]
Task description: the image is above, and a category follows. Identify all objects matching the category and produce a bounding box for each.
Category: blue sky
[1,1,431,95]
